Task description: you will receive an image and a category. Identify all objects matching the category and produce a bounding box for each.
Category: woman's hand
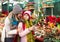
[10,25,17,30]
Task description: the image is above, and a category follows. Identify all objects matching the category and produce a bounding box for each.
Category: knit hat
[22,11,31,19]
[24,11,31,16]
[23,11,34,19]
[12,4,22,14]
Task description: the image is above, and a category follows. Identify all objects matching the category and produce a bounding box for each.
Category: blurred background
[0,0,60,16]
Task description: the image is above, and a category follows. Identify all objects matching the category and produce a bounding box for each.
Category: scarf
[23,20,35,42]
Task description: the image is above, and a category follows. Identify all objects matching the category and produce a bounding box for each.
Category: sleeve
[7,29,17,34]
[18,22,31,37]
[19,29,30,37]
[5,17,17,35]
[4,17,10,26]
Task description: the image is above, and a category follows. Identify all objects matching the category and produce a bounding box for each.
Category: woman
[1,4,22,42]
[18,11,36,42]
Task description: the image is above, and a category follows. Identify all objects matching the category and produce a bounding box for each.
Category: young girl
[18,11,35,42]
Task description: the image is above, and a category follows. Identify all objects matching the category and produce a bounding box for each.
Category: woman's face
[23,14,29,20]
[14,14,18,18]
[13,14,19,20]
[17,14,22,19]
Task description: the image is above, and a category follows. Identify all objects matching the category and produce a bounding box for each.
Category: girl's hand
[29,25,35,31]
[29,27,33,31]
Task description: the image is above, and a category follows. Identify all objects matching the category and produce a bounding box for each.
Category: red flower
[46,16,56,23]
[56,17,60,23]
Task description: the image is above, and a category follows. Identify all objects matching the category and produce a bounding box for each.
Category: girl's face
[23,14,29,20]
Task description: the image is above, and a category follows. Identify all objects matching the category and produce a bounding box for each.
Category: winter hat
[22,11,32,19]
[12,4,22,14]
[24,11,31,16]
[22,11,35,19]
